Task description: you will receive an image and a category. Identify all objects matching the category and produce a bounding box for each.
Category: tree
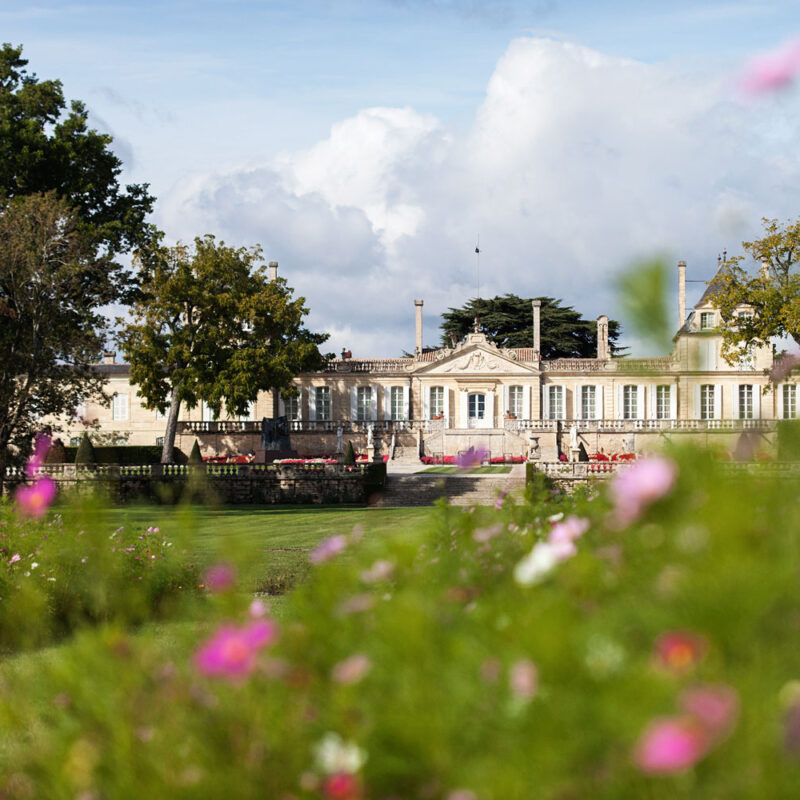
[713,218,800,364]
[74,432,97,465]
[440,294,624,358]
[0,43,154,257]
[119,235,330,464]
[0,193,112,487]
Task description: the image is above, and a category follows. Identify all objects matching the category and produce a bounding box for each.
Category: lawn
[420,465,513,474]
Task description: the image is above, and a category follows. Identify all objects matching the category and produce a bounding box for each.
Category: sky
[4,0,800,356]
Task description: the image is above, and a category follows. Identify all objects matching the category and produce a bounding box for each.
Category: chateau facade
[64,261,796,461]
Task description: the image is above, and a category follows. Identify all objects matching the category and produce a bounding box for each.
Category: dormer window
[700,312,715,331]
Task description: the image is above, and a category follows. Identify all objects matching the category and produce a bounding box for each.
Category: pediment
[414,344,538,376]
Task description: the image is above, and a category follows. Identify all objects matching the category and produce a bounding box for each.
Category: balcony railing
[505,418,776,433]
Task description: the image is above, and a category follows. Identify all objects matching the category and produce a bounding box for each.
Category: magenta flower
[634,717,709,774]
[739,38,800,95]
[15,476,57,519]
[204,562,236,593]
[609,456,677,527]
[655,631,708,673]
[25,433,51,478]
[509,658,539,702]
[331,654,371,685]
[680,685,738,742]
[8,553,21,565]
[548,516,590,546]
[456,446,489,469]
[310,534,348,565]
[194,619,278,680]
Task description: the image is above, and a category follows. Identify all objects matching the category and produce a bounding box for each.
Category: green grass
[420,465,512,474]
[102,505,431,594]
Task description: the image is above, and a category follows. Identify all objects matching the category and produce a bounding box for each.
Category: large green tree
[713,218,800,364]
[0,193,112,485]
[440,294,624,358]
[119,235,329,463]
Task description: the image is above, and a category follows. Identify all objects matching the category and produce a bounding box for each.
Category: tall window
[508,386,523,418]
[580,386,596,420]
[700,385,715,420]
[468,393,485,419]
[737,311,753,324]
[239,401,257,422]
[390,386,405,420]
[111,393,129,421]
[784,385,798,419]
[315,387,331,421]
[700,312,715,330]
[656,385,671,420]
[547,386,564,420]
[284,394,299,420]
[738,385,753,419]
[357,387,373,421]
[622,385,638,420]
[429,386,444,419]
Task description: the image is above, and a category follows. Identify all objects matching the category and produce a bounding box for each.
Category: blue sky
[3,0,800,354]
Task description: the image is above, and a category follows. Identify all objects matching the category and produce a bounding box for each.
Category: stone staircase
[374,473,526,507]
[390,445,422,464]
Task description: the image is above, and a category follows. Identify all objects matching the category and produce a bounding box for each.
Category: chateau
[65,260,795,462]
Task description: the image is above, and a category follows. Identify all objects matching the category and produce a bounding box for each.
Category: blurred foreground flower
[314,732,367,775]
[609,457,677,527]
[456,446,488,469]
[310,534,348,565]
[680,685,738,743]
[739,38,800,95]
[194,620,278,680]
[332,653,371,685]
[509,658,539,702]
[204,562,236,593]
[25,433,51,478]
[15,476,57,519]
[515,516,590,585]
[655,631,708,673]
[634,717,709,774]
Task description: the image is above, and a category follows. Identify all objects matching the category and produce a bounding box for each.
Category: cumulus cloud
[157,36,800,357]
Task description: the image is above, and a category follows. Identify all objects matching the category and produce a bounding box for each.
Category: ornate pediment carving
[414,345,536,376]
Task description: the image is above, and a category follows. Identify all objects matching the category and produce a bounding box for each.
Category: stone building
[62,260,795,461]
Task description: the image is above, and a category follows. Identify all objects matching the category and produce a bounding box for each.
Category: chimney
[103,350,116,365]
[414,299,424,357]
[760,259,770,280]
[596,315,610,360]
[677,260,686,330]
[532,300,541,355]
[268,261,278,281]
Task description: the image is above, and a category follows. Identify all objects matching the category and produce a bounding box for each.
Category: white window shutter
[753,385,761,419]
[713,384,722,419]
[648,385,656,420]
[308,388,317,421]
[278,395,285,416]
[371,386,378,421]
[779,384,785,419]
[402,385,409,420]
[485,391,495,426]
[502,385,509,417]
[423,386,430,420]
[574,386,582,420]
[616,385,624,419]
[637,385,645,419]
[350,387,358,421]
[522,385,531,420]
[595,385,603,420]
[444,387,451,428]
[384,386,392,421]
[459,390,468,427]
[731,385,739,420]
[669,385,677,420]
[694,385,702,419]
[541,386,550,420]
[296,389,303,421]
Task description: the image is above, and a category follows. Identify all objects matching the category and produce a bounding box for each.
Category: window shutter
[669,385,677,420]
[731,385,740,420]
[779,384,785,419]
[296,389,303,421]
[423,386,430,420]
[502,385,509,417]
[278,395,285,417]
[709,341,718,371]
[694,385,701,419]
[713,384,722,419]
[541,386,550,420]
[595,385,604,420]
[309,388,317,421]
[522,385,531,420]
[350,387,358,421]
[752,385,761,419]
[574,386,582,420]
[485,391,495,427]
[402,386,409,421]
[616,385,624,419]
[648,386,656,420]
[384,387,392,421]
[637,385,645,420]
[459,390,468,427]
[444,387,451,428]
[371,386,378,421]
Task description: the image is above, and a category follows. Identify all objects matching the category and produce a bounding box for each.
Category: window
[784,385,798,419]
[737,311,753,324]
[700,385,715,420]
[547,386,564,420]
[201,401,218,422]
[738,385,753,419]
[429,386,444,419]
[239,401,257,422]
[111,393,129,421]
[284,394,299,420]
[390,386,405,421]
[737,346,755,370]
[508,386,524,418]
[580,386,596,420]
[656,385,671,420]
[468,393,485,419]
[315,387,331,421]
[356,387,373,421]
[700,312,715,330]
[156,436,164,446]
[70,436,81,447]
[622,385,638,420]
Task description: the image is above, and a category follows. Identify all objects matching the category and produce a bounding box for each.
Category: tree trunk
[161,386,182,464]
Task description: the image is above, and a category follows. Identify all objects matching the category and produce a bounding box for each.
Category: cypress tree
[188,439,203,465]
[343,441,356,466]
[74,432,97,465]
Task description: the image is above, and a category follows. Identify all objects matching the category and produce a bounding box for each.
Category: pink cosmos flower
[548,516,590,546]
[739,38,800,95]
[609,456,678,527]
[655,631,708,673]
[15,476,57,519]
[680,685,739,742]
[204,562,236,593]
[360,559,394,583]
[25,433,51,478]
[194,619,278,680]
[331,654,371,685]
[310,534,348,564]
[8,553,21,565]
[634,717,709,774]
[322,772,362,800]
[456,446,489,469]
[249,598,268,618]
[509,658,539,702]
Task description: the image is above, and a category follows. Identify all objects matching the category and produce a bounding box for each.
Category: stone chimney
[532,300,541,355]
[596,315,610,360]
[103,350,116,365]
[414,299,424,357]
[761,259,770,280]
[678,260,686,330]
[268,261,278,281]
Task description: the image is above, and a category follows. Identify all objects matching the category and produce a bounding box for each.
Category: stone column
[269,261,279,281]
[532,300,541,355]
[414,299,424,357]
[597,314,610,360]
[678,260,686,330]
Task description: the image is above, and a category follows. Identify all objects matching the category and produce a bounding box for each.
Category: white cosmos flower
[513,542,560,586]
[314,732,367,775]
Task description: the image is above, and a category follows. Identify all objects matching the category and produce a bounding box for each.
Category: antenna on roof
[474,236,481,334]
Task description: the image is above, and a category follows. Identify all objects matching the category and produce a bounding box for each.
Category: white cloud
[157,36,800,357]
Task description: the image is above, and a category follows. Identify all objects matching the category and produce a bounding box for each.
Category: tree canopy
[713,218,800,364]
[440,294,624,358]
[119,235,330,463]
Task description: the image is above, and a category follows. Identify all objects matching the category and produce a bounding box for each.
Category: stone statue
[528,434,540,460]
[336,425,343,454]
[569,423,579,451]
[622,432,635,454]
[366,422,374,448]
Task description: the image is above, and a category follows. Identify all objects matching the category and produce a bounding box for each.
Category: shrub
[342,440,356,465]
[74,432,97,464]
[188,439,203,465]
[43,438,67,464]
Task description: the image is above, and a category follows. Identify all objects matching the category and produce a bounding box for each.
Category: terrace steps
[373,474,526,508]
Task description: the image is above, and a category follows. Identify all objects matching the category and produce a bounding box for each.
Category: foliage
[43,438,67,465]
[342,440,356,465]
[617,257,673,353]
[3,448,800,797]
[0,193,113,481]
[713,217,800,363]
[439,294,625,357]
[118,234,329,463]
[0,43,154,256]
[74,432,97,464]
[188,440,203,465]
[53,445,186,465]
